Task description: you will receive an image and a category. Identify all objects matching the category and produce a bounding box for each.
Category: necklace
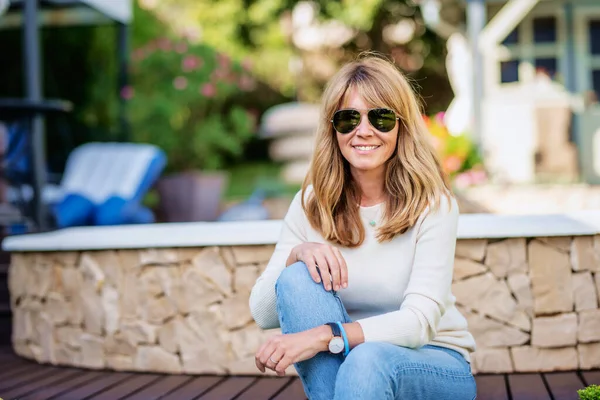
[359,197,384,228]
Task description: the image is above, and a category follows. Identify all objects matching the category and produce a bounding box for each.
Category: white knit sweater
[249,189,476,362]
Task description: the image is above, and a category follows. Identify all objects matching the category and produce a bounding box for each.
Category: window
[501,60,520,83]
[535,58,558,78]
[593,70,600,99]
[503,28,519,45]
[494,9,562,85]
[590,20,600,55]
[533,17,557,43]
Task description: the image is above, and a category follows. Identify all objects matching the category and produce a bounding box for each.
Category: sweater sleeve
[249,190,308,329]
[356,195,459,348]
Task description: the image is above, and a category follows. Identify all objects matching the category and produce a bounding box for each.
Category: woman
[249,54,477,400]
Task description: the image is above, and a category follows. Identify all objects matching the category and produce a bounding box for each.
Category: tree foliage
[140,0,453,112]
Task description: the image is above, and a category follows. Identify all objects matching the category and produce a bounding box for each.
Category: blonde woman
[249,54,477,400]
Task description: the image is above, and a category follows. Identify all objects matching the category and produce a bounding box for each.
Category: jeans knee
[276,261,314,294]
[335,343,397,398]
[340,343,387,372]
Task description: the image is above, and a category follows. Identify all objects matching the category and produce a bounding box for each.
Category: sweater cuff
[356,307,428,348]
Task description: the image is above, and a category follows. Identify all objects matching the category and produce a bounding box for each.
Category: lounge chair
[52,142,166,228]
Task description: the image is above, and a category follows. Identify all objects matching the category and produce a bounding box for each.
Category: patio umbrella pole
[22,0,47,231]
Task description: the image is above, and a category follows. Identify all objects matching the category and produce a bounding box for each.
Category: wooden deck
[0,347,598,400]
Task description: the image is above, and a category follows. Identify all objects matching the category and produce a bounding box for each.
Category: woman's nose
[356,114,373,136]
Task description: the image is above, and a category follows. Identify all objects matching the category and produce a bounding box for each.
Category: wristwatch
[325,322,345,354]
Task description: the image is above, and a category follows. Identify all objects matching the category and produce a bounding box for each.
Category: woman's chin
[348,160,386,173]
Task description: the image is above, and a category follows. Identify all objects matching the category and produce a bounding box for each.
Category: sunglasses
[331,108,399,134]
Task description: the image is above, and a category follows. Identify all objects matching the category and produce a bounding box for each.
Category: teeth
[354,145,378,151]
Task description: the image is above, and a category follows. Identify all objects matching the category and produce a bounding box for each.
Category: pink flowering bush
[424,112,487,189]
[126,37,257,171]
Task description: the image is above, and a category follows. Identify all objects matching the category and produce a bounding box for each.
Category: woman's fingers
[275,353,294,376]
[323,250,342,291]
[255,340,277,373]
[295,243,347,291]
[254,340,269,373]
[267,347,286,374]
[313,253,332,290]
[303,254,322,284]
[333,247,348,289]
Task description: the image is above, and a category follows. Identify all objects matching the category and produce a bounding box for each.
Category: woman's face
[335,90,398,176]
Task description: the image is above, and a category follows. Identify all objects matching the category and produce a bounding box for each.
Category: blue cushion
[93,196,155,225]
[93,196,133,226]
[54,193,95,228]
[129,206,155,224]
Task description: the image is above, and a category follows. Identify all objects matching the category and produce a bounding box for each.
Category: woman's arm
[255,320,366,376]
[249,191,307,329]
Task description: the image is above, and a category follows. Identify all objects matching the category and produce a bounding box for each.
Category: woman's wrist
[313,325,333,352]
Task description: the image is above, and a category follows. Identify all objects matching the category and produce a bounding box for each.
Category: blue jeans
[275,262,477,400]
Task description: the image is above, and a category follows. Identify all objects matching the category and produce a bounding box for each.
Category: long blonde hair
[301,54,451,248]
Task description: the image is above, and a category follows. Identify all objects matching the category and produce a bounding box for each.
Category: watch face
[329,337,344,354]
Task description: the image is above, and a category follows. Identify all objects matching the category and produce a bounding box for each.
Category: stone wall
[7,236,600,375]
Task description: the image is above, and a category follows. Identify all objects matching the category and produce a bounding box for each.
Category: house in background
[420,0,600,184]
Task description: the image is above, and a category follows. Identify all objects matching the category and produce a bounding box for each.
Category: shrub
[126,37,256,172]
[424,112,487,189]
[579,384,600,400]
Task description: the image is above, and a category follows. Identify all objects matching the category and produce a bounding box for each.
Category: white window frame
[573,5,600,96]
[488,1,566,87]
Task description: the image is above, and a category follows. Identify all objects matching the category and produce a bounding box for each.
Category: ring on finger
[269,356,279,365]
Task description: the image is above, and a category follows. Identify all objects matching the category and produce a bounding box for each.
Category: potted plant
[126,37,256,221]
[578,384,600,399]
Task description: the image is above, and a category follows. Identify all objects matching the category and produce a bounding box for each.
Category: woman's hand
[288,242,348,291]
[255,326,331,376]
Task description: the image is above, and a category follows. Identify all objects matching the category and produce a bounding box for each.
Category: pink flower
[200,83,217,98]
[217,53,231,69]
[182,55,202,72]
[132,48,146,61]
[173,76,188,90]
[239,75,256,91]
[470,169,487,184]
[157,37,172,51]
[120,85,134,100]
[213,69,229,81]
[242,57,253,71]
[443,155,462,173]
[453,173,472,189]
[435,112,445,126]
[175,42,188,54]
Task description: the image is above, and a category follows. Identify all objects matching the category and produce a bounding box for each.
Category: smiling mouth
[353,145,380,151]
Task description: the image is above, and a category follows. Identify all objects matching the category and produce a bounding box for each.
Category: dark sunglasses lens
[368,109,397,132]
[333,110,361,133]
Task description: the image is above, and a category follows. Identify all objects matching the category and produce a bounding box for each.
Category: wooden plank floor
[0,348,598,399]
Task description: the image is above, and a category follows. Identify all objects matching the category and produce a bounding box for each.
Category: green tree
[138,0,453,112]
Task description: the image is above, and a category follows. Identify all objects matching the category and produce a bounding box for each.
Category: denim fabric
[275,262,477,400]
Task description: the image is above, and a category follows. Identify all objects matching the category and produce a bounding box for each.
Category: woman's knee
[340,343,392,373]
[335,343,398,398]
[276,261,321,296]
